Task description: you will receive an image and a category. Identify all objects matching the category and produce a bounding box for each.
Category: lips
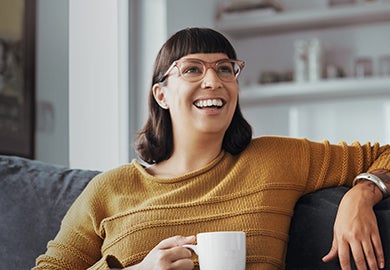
[194,98,224,109]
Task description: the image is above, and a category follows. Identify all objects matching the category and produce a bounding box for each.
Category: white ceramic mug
[184,231,246,270]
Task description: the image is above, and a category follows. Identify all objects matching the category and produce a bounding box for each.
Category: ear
[152,83,169,109]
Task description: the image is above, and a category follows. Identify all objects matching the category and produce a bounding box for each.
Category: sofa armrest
[286,186,390,270]
[0,155,101,270]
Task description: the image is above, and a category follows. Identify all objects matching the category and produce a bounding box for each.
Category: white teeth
[194,99,223,108]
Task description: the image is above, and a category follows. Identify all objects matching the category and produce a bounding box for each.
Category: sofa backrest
[2,155,390,269]
[0,155,101,270]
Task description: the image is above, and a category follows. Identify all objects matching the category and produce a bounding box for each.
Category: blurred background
[1,0,390,170]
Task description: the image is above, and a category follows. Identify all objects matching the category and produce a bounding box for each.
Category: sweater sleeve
[303,139,390,194]
[33,174,123,270]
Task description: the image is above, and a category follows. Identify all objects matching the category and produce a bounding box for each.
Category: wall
[68,0,129,170]
[35,0,130,170]
[166,0,217,36]
[130,0,167,135]
[35,0,69,166]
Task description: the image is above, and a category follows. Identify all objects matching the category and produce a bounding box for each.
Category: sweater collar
[132,150,226,183]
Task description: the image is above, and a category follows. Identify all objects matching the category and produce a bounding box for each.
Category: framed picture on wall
[0,0,36,158]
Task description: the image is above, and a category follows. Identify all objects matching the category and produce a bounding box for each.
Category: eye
[217,62,234,74]
[181,62,203,75]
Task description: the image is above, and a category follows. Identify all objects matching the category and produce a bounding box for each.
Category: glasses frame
[160,58,245,83]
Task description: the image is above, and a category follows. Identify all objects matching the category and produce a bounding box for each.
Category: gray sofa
[0,154,389,270]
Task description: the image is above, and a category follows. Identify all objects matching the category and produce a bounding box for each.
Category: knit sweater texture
[34,136,390,269]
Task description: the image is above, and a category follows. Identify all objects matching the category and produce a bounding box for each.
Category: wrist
[353,171,390,200]
[348,180,382,205]
[370,169,390,196]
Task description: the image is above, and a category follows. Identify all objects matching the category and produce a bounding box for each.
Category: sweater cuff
[87,255,123,270]
[368,152,390,172]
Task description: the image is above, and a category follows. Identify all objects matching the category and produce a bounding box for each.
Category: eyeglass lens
[178,60,241,82]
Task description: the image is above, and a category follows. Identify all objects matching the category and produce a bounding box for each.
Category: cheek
[229,86,239,105]
[166,84,197,107]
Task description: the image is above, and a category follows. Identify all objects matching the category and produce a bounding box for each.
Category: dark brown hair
[134,27,252,164]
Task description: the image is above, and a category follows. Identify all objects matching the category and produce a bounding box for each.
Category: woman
[35,27,390,270]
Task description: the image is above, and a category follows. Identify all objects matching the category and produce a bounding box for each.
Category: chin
[199,124,229,136]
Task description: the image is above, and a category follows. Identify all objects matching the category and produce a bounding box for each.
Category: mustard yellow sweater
[34,136,390,270]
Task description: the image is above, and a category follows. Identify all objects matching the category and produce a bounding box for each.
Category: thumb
[157,235,195,249]
[322,240,338,263]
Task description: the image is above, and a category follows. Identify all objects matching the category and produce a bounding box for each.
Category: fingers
[324,188,385,270]
[156,235,196,268]
[371,233,385,269]
[323,232,385,270]
[360,239,377,270]
[154,245,193,268]
[348,230,384,270]
[166,246,194,269]
[157,235,195,250]
[322,239,338,263]
[338,240,352,270]
[137,235,196,270]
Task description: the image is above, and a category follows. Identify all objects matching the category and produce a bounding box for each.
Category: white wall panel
[69,0,129,170]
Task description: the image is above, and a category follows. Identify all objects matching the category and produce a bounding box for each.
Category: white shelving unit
[240,77,390,106]
[215,1,390,142]
[216,1,390,37]
[216,1,390,106]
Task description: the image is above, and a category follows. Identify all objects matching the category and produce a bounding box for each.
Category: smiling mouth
[194,99,224,109]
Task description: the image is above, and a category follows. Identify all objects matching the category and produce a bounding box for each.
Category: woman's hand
[125,235,196,270]
[322,182,385,269]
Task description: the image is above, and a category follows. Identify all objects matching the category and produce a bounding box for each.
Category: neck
[148,133,224,178]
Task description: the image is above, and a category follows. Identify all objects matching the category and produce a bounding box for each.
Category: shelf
[239,77,390,106]
[216,2,390,37]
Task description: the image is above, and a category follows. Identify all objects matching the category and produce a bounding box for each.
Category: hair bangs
[171,28,237,62]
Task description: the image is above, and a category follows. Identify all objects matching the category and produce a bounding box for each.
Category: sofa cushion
[286,186,390,270]
[0,155,100,270]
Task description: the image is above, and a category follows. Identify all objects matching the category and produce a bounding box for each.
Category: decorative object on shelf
[258,71,279,84]
[307,38,323,81]
[294,38,323,82]
[216,0,283,21]
[294,40,308,82]
[354,57,373,78]
[378,55,390,77]
[259,70,293,84]
[325,65,345,79]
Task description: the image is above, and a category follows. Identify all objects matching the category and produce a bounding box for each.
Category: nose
[201,68,223,89]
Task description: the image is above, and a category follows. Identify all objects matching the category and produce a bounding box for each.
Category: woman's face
[153,53,239,140]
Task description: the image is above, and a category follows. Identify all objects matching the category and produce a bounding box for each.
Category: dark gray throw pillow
[0,155,100,270]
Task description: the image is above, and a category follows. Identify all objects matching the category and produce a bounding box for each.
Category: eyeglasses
[161,58,245,83]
